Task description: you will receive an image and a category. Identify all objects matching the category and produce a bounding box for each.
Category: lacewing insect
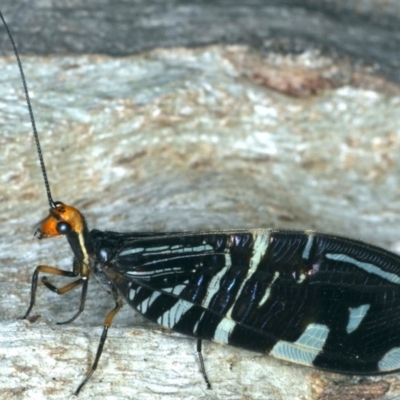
[3,9,400,397]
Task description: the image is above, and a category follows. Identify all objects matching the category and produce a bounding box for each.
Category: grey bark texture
[1,1,400,399]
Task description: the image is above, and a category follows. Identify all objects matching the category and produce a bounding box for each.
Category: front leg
[22,259,88,324]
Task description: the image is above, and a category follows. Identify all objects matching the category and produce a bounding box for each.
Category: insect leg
[23,257,87,321]
[197,339,211,389]
[54,278,89,325]
[41,276,83,294]
[75,289,123,395]
[22,264,81,319]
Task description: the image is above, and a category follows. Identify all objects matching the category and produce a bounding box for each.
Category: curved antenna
[0,10,55,208]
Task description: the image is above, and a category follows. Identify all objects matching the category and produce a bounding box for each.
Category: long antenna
[0,10,55,208]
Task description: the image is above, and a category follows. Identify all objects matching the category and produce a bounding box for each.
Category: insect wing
[93,229,400,375]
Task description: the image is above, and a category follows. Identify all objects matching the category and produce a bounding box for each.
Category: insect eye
[57,221,72,235]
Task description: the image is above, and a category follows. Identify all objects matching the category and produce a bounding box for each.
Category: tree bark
[1,2,400,399]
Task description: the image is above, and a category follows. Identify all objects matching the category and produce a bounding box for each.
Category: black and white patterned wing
[92,229,400,374]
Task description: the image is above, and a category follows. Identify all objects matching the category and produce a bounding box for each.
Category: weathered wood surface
[1,2,400,400]
[2,0,400,83]
[1,44,399,400]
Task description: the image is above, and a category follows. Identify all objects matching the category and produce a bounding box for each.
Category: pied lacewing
[2,9,400,397]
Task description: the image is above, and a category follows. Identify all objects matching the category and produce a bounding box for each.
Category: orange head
[35,202,86,239]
